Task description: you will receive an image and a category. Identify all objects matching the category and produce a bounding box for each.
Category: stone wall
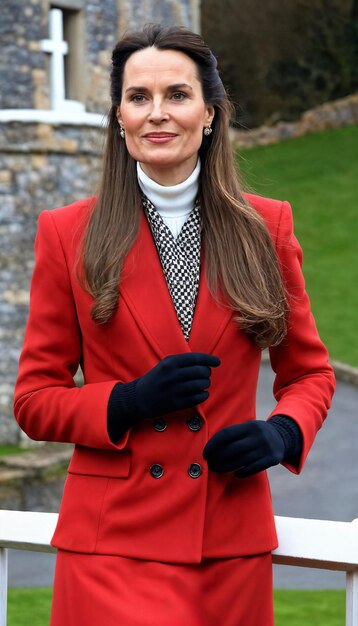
[0,122,104,442]
[85,1,119,113]
[231,93,358,149]
[1,1,46,110]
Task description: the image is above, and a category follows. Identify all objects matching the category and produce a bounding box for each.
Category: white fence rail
[0,511,357,625]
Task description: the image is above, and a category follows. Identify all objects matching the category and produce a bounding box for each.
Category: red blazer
[14,194,335,564]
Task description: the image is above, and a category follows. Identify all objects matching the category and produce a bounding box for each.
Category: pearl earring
[203,125,212,136]
[120,127,125,139]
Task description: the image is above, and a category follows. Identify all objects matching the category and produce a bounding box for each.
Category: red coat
[14,194,335,564]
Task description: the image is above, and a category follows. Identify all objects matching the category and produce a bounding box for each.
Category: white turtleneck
[136,159,200,238]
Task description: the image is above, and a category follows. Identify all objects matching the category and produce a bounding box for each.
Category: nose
[148,97,169,123]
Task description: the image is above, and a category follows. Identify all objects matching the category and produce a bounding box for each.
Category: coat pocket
[68,445,131,478]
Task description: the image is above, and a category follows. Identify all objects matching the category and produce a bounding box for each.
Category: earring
[119,127,125,139]
[203,125,212,136]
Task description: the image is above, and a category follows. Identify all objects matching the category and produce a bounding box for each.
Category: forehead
[122,47,200,86]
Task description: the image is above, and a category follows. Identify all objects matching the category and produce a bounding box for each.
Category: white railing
[0,511,357,626]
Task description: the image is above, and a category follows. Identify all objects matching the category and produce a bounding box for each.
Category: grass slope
[7,588,52,626]
[237,125,358,366]
[274,589,345,625]
[7,588,345,625]
[0,445,27,456]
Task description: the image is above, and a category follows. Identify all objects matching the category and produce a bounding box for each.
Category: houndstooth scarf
[142,195,201,341]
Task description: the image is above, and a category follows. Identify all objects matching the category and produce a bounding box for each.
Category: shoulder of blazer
[40,196,96,231]
[243,192,293,244]
[38,196,96,247]
[244,191,284,219]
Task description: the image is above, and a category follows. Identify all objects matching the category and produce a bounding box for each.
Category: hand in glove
[108,352,220,441]
[203,419,287,478]
[134,352,221,418]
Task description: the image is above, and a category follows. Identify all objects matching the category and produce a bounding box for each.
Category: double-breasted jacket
[14,193,335,564]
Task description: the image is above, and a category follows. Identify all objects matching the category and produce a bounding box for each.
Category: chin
[141,157,177,169]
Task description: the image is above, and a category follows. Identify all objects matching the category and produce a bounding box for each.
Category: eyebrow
[125,83,194,94]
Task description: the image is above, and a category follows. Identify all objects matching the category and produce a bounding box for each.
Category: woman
[14,24,335,626]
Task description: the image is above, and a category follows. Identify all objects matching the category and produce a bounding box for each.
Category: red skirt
[50,550,273,626]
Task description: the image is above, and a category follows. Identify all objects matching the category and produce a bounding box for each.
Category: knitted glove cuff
[109,380,138,416]
[267,414,303,459]
[107,380,139,442]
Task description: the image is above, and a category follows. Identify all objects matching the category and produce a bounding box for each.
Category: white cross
[40,8,68,109]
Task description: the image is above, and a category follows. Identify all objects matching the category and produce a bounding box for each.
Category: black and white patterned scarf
[142,195,201,341]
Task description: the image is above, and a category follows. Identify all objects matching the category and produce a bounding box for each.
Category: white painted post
[40,8,68,109]
[346,519,358,626]
[0,548,8,626]
[346,570,358,625]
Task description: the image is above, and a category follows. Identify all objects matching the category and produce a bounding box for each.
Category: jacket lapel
[120,214,190,358]
[188,254,233,354]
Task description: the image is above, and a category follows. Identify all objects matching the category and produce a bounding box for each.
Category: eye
[130,94,146,103]
[171,92,187,101]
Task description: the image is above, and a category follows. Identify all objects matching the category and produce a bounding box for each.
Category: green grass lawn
[8,588,52,626]
[0,445,27,456]
[7,588,345,625]
[274,590,345,625]
[237,124,358,366]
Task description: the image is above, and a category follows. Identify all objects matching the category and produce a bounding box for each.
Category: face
[116,47,215,186]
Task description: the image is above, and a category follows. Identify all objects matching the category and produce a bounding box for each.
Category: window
[40,4,84,111]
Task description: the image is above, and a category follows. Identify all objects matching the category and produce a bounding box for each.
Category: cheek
[186,124,205,149]
[119,105,142,132]
[123,123,143,156]
[122,117,140,134]
[124,136,141,161]
[185,110,207,141]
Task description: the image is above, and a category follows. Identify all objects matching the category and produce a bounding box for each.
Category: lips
[143,132,178,143]
[143,132,177,138]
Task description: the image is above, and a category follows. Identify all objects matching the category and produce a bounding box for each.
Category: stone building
[0,0,200,443]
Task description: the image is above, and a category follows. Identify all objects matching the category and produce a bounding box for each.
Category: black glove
[203,416,301,478]
[108,352,221,441]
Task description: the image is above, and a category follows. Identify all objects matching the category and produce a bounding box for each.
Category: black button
[187,416,202,431]
[153,419,167,432]
[150,464,164,479]
[188,463,202,479]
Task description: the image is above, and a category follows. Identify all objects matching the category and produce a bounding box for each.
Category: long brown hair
[81,24,288,348]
